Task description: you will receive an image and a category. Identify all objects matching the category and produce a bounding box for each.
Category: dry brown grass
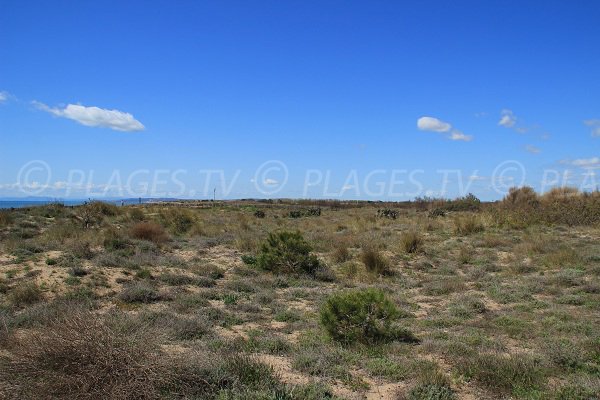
[400,231,424,254]
[0,311,161,399]
[130,222,168,243]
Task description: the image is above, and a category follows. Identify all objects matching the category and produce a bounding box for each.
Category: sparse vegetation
[1,194,599,399]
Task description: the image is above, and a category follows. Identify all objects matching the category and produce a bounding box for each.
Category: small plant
[45,258,57,265]
[320,288,416,345]
[400,231,424,254]
[255,231,322,275]
[118,282,161,303]
[223,293,239,305]
[361,247,391,275]
[241,254,257,265]
[254,210,266,218]
[130,222,168,243]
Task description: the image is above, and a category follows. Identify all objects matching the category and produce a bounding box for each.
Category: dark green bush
[320,288,416,345]
[255,231,322,275]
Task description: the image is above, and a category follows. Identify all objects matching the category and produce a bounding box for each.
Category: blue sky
[1,0,599,200]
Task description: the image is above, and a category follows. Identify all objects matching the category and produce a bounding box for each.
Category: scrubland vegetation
[1,189,600,399]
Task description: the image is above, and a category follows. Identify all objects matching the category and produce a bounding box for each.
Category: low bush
[320,288,416,345]
[130,222,168,244]
[118,282,161,303]
[255,231,322,275]
[159,208,195,235]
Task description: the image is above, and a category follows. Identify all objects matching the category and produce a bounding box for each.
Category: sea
[0,199,150,209]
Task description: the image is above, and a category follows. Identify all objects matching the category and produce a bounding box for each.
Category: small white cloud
[417,116,472,142]
[264,178,278,186]
[342,185,354,190]
[498,109,516,128]
[0,91,10,103]
[449,130,473,142]
[417,116,451,132]
[584,120,600,137]
[33,101,145,132]
[525,145,541,154]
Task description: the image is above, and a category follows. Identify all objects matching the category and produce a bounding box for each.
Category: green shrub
[320,288,416,345]
[160,208,195,235]
[400,231,424,254]
[128,207,145,221]
[255,231,322,275]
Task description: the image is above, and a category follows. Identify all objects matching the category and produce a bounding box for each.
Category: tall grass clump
[400,231,424,254]
[454,214,484,235]
[0,211,13,227]
[255,231,322,275]
[320,288,416,345]
[361,246,391,275]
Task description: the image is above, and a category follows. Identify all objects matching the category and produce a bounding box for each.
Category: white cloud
[0,91,9,103]
[584,120,600,137]
[449,130,473,142]
[417,116,451,132]
[498,109,516,128]
[264,178,278,186]
[417,116,472,142]
[561,157,600,168]
[33,101,145,132]
[525,145,541,154]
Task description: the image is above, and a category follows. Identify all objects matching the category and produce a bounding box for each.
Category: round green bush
[319,288,415,345]
[255,231,321,275]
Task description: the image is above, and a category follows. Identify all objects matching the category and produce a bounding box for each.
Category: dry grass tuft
[130,222,168,244]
